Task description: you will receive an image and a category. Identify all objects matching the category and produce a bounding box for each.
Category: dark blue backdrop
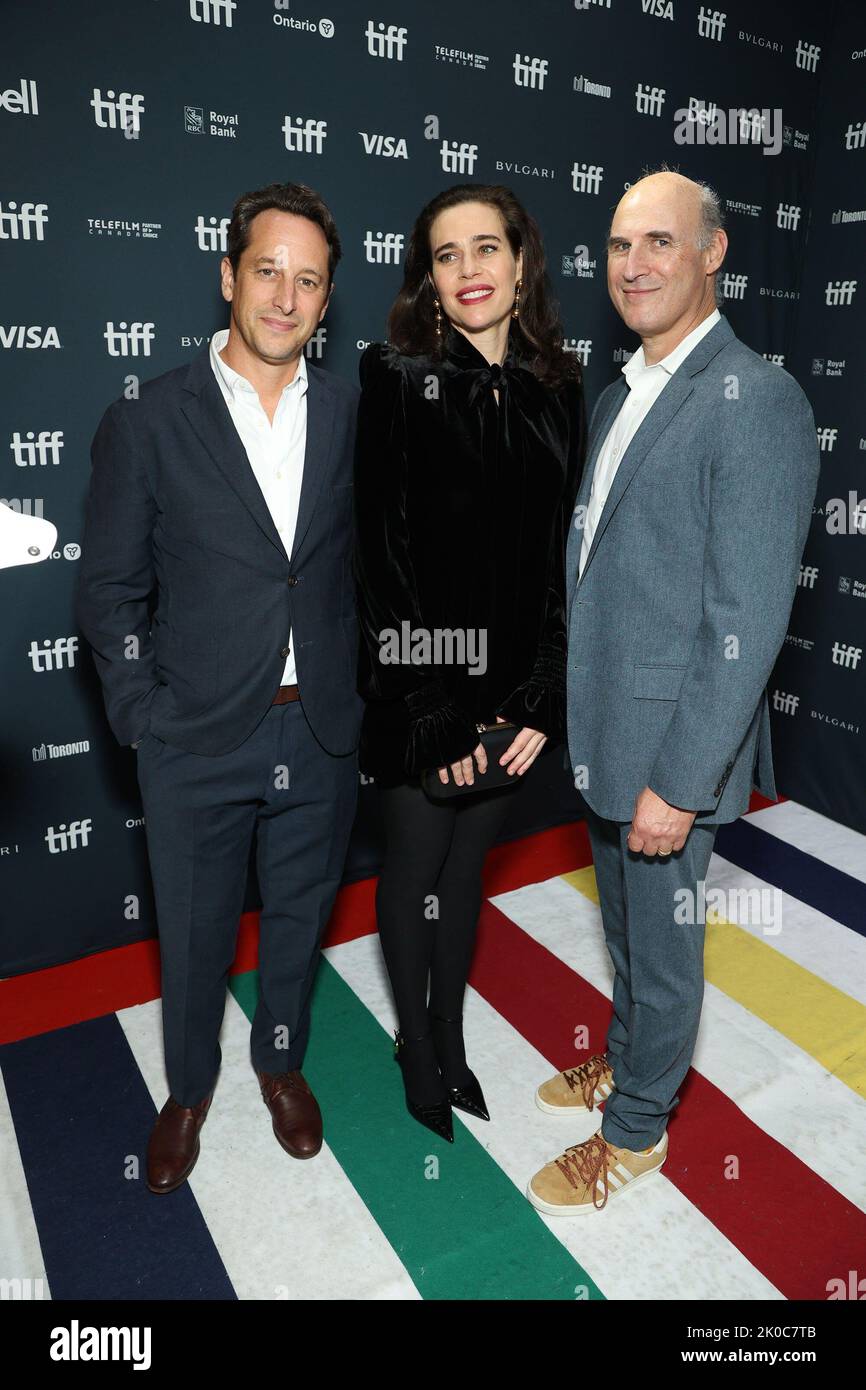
[3,0,863,974]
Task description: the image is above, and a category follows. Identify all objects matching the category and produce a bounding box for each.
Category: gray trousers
[583,802,719,1150]
[135,698,358,1107]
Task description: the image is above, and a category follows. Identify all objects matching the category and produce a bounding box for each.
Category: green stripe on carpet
[230,960,603,1301]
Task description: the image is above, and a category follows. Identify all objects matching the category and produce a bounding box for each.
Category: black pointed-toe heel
[430,1013,491,1121]
[447,1073,490,1122]
[393,1030,454,1143]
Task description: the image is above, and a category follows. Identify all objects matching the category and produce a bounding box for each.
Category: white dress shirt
[209,326,308,686]
[578,309,721,579]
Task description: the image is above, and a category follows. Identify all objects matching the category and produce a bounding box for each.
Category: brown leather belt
[272,684,300,705]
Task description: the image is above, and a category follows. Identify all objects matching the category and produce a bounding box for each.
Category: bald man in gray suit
[527,171,820,1217]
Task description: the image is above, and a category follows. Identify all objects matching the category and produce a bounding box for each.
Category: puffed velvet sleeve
[495,374,586,741]
[353,343,480,774]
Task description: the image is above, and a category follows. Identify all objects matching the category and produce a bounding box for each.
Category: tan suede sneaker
[535,1053,615,1114]
[527,1128,668,1215]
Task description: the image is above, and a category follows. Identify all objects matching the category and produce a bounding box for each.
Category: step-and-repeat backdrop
[3,0,862,974]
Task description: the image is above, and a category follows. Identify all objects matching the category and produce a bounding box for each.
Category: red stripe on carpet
[748,791,787,813]
[0,822,589,1041]
[322,820,592,948]
[468,897,864,1301]
[0,939,163,1045]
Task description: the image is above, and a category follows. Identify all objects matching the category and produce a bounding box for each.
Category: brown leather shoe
[146,1092,213,1194]
[257,1069,322,1159]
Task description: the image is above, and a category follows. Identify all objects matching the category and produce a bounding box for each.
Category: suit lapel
[566,380,625,587]
[573,316,735,588]
[180,345,336,567]
[289,362,335,567]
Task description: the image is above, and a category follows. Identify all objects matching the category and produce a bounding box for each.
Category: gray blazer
[565,314,820,824]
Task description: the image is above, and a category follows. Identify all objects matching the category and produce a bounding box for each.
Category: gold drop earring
[512,279,522,319]
[434,294,443,340]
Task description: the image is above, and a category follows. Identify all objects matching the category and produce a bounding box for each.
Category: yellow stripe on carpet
[562,867,866,1101]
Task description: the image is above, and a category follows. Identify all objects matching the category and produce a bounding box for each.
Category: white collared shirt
[578,309,721,579]
[209,326,308,685]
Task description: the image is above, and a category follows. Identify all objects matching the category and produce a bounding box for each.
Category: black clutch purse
[420,721,527,801]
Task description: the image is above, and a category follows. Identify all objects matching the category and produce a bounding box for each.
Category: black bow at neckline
[444,322,533,409]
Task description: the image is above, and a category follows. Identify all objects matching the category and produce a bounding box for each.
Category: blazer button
[287,575,298,587]
[280,645,290,657]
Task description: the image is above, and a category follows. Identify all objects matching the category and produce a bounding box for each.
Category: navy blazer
[76,343,364,757]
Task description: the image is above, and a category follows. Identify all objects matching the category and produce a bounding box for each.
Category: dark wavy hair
[387,184,580,391]
[226,182,341,286]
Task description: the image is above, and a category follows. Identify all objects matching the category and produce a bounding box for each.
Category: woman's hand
[499,722,547,775]
[436,716,546,785]
[437,720,501,786]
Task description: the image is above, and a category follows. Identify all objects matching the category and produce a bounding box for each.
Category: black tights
[376,778,516,1094]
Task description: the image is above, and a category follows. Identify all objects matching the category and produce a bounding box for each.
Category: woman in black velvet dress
[353,184,586,1141]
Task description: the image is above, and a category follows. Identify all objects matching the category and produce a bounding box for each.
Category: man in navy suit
[76,183,363,1193]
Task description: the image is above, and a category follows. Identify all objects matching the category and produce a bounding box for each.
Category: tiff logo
[364,231,404,264]
[697,6,726,40]
[572,162,603,194]
[104,321,155,356]
[366,21,407,60]
[305,327,327,359]
[825,279,857,305]
[190,0,237,23]
[29,637,79,671]
[817,427,838,452]
[566,338,592,364]
[90,89,145,135]
[283,116,328,154]
[794,39,821,72]
[45,820,93,853]
[635,84,665,117]
[721,271,748,300]
[194,215,231,252]
[798,565,819,588]
[831,642,862,669]
[776,203,801,230]
[441,141,478,174]
[772,690,800,715]
[0,201,49,240]
[513,54,548,90]
[844,122,866,150]
[11,430,64,467]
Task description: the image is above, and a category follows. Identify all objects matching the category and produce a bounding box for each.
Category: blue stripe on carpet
[0,1013,235,1300]
[715,818,866,939]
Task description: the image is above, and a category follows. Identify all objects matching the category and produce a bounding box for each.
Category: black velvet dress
[353,319,586,786]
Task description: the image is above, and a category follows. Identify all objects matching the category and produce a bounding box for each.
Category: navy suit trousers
[135,698,359,1106]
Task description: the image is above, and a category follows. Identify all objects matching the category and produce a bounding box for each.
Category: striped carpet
[2,795,864,1301]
